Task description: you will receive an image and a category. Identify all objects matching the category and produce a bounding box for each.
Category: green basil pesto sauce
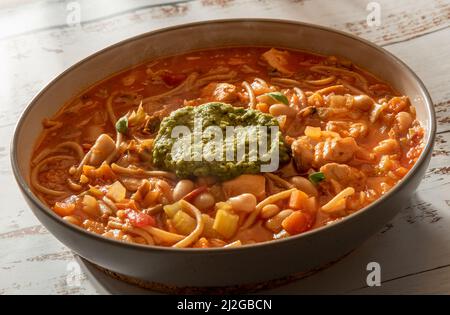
[152,102,290,180]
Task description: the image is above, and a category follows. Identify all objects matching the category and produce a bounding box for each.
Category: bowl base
[84,252,351,294]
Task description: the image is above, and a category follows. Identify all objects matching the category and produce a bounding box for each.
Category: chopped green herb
[115,116,128,134]
[309,172,325,184]
[265,92,289,105]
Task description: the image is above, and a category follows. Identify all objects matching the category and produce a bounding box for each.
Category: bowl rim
[10,18,436,254]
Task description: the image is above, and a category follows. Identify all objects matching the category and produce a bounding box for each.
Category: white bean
[172,179,195,201]
[265,209,294,233]
[228,193,257,213]
[269,104,297,117]
[373,139,399,154]
[260,204,281,219]
[193,192,215,210]
[289,176,318,197]
[353,95,374,111]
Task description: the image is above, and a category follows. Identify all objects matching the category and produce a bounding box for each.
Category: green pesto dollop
[152,102,290,180]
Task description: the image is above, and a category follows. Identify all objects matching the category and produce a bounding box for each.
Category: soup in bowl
[30,47,425,249]
[12,20,435,287]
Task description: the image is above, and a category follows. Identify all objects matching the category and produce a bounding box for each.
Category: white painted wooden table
[0,0,449,295]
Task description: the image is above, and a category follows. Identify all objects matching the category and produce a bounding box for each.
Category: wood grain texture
[0,0,449,295]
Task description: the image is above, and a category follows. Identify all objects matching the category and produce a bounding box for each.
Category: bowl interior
[14,19,434,207]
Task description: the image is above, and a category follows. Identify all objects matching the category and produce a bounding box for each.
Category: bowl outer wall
[11,19,435,287]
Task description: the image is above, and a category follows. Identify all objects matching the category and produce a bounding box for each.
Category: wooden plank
[1,0,449,45]
[352,264,450,294]
[0,225,98,294]
[0,0,190,38]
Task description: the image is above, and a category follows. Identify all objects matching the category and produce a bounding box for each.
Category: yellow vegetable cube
[202,214,221,238]
[215,201,233,213]
[163,201,182,218]
[213,209,239,239]
[106,181,126,202]
[172,210,196,235]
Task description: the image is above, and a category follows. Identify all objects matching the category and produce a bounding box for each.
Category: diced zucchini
[213,209,239,239]
[172,210,196,235]
[215,201,233,213]
[106,181,126,202]
[163,201,182,218]
[202,214,221,238]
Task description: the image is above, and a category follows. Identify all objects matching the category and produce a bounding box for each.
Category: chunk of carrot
[256,102,269,113]
[53,202,76,217]
[282,211,310,235]
[288,189,308,210]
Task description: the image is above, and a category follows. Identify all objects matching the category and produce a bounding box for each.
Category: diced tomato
[161,72,187,86]
[125,210,155,228]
